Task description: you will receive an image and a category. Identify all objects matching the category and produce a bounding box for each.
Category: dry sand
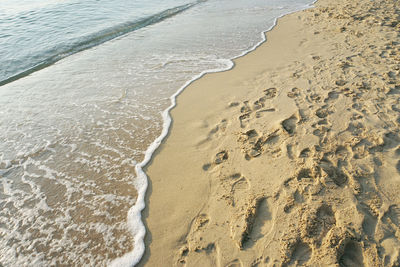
[139,0,400,265]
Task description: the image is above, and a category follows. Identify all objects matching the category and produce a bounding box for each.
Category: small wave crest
[0,0,206,87]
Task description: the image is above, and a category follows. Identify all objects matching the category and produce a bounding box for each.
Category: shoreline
[139,0,400,265]
[113,1,317,265]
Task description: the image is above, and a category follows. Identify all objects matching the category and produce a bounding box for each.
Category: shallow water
[0,0,313,265]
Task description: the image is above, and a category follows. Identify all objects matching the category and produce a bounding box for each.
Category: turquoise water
[0,0,313,265]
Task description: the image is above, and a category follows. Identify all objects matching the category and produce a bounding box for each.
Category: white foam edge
[109,0,318,266]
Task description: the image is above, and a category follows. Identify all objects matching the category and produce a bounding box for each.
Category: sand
[139,0,400,265]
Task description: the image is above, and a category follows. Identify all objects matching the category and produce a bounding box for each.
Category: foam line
[0,0,206,87]
[110,0,318,266]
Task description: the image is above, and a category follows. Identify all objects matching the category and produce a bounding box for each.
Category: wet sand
[140,0,400,265]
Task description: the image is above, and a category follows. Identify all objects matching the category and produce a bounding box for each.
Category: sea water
[0,0,313,265]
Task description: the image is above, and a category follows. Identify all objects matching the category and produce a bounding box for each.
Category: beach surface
[140,0,400,265]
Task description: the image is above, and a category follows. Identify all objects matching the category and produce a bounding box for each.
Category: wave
[0,0,205,87]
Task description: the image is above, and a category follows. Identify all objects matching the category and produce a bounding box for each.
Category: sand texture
[140,0,400,265]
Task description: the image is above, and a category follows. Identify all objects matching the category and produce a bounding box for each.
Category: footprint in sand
[255,108,276,118]
[324,91,339,103]
[239,113,250,128]
[231,196,269,250]
[239,129,281,160]
[240,129,260,159]
[359,204,377,239]
[335,145,351,161]
[315,106,330,119]
[225,259,243,267]
[309,93,322,103]
[351,139,370,159]
[286,144,294,159]
[238,129,260,159]
[215,150,229,164]
[315,204,336,236]
[264,87,277,99]
[286,241,312,267]
[202,163,211,171]
[197,119,229,147]
[240,101,252,113]
[299,204,336,249]
[335,79,347,87]
[347,121,365,136]
[287,87,300,98]
[350,112,363,121]
[229,102,240,108]
[180,243,218,266]
[338,241,364,267]
[193,213,210,232]
[244,129,259,143]
[383,205,400,227]
[341,87,355,98]
[248,198,273,244]
[230,176,250,207]
[207,119,228,138]
[296,168,314,181]
[320,160,348,186]
[282,115,298,136]
[299,148,311,158]
[253,96,266,110]
[202,150,229,171]
[380,238,400,267]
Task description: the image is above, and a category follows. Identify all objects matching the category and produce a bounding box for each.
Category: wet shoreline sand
[140,0,400,265]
